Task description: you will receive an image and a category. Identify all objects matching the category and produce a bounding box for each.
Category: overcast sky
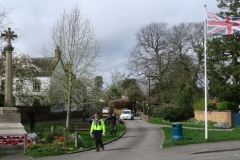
[1,0,220,85]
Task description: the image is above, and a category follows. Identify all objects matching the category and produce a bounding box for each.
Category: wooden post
[75,131,78,148]
[51,126,53,133]
[63,128,66,134]
[24,133,27,153]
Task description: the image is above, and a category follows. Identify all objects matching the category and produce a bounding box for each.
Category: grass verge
[162,127,240,148]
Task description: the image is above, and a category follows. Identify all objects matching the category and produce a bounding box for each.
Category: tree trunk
[66,68,72,127]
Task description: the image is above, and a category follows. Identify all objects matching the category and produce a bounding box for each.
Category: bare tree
[0,2,10,52]
[109,68,126,92]
[128,22,204,104]
[127,22,172,103]
[50,3,102,127]
[165,22,204,102]
[0,2,10,30]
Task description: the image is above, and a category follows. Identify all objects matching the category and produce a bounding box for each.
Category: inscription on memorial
[0,108,20,123]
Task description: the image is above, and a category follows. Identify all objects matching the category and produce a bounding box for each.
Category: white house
[0,47,66,107]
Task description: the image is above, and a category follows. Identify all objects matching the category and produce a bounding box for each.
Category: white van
[120,109,134,120]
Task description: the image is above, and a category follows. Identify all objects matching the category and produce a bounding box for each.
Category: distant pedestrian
[88,114,94,124]
[28,112,36,133]
[105,113,117,136]
[90,113,106,152]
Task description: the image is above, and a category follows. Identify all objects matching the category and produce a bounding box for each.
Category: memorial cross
[1,28,17,47]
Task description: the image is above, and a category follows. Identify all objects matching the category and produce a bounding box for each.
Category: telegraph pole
[148,70,150,116]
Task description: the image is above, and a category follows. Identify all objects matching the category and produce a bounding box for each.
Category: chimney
[55,45,61,59]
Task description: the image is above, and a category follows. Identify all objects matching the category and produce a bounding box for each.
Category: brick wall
[194,110,232,127]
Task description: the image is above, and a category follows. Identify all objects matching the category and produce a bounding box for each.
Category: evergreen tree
[217,0,240,16]
[206,0,240,110]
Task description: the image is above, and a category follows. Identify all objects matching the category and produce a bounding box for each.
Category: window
[33,98,41,106]
[16,80,23,92]
[33,79,41,92]
[123,110,130,114]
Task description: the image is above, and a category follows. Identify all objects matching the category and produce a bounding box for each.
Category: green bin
[172,122,183,140]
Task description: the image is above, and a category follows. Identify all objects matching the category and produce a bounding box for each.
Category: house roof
[0,56,60,77]
[31,57,59,76]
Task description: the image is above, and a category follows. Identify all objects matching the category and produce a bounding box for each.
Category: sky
[1,0,220,85]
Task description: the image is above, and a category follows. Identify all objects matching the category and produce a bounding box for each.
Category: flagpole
[204,5,208,139]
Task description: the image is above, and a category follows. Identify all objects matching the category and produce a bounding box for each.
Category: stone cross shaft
[1,28,17,107]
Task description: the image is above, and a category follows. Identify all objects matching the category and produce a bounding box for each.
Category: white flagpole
[204,5,208,139]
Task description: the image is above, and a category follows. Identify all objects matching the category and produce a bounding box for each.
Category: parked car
[102,107,109,113]
[120,109,134,120]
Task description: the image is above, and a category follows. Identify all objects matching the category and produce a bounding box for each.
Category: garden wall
[194,110,232,127]
[16,106,90,123]
[16,106,51,123]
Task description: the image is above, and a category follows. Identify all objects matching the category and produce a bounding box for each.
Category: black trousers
[30,122,35,133]
[94,130,103,149]
[110,124,117,135]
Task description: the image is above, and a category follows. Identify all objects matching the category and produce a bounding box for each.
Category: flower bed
[0,135,33,145]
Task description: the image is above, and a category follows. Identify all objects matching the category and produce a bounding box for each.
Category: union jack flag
[207,11,240,35]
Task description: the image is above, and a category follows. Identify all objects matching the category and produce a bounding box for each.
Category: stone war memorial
[0,28,27,154]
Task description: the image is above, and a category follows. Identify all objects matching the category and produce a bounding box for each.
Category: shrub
[52,139,64,149]
[158,104,181,122]
[193,98,205,110]
[214,122,230,129]
[193,98,216,111]
[45,133,54,143]
[151,106,161,117]
[52,125,65,136]
[68,133,85,148]
[109,99,132,113]
[208,103,217,111]
[233,126,240,132]
[26,144,43,150]
[177,83,193,108]
[217,101,237,112]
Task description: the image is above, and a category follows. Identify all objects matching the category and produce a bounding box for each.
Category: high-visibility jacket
[90,119,106,133]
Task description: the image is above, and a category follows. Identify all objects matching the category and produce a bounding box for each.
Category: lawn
[148,116,240,148]
[161,127,240,148]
